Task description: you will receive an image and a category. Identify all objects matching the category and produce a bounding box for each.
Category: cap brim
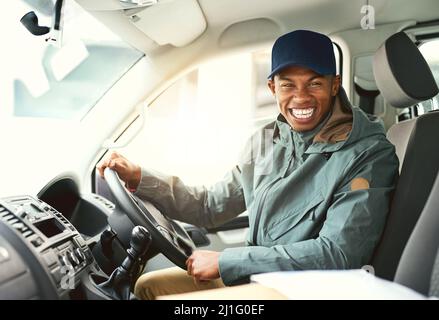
[267,62,329,79]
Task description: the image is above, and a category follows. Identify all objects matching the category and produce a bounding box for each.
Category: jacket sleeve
[134,166,246,228]
[218,140,399,286]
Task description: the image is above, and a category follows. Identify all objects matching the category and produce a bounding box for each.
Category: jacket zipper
[252,177,281,245]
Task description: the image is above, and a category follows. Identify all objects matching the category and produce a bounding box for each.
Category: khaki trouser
[134,267,287,300]
[134,267,226,300]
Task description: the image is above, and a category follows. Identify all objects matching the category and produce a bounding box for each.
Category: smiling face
[268,65,340,132]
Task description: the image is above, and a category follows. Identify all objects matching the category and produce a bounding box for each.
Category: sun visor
[129,0,206,47]
[76,0,206,47]
[76,0,158,11]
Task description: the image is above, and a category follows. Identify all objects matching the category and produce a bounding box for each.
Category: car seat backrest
[428,248,439,297]
[385,118,415,172]
[370,31,439,281]
[393,172,439,296]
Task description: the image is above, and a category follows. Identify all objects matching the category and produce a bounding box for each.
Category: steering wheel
[103,168,195,269]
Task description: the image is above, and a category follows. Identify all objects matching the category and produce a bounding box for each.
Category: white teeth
[290,108,314,119]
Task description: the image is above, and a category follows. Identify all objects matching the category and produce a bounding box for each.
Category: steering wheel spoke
[104,168,196,269]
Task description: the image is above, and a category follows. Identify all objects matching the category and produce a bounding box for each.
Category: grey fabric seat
[394,172,439,295]
[428,247,439,297]
[370,31,439,281]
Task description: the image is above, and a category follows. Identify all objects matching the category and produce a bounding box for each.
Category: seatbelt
[355,83,380,115]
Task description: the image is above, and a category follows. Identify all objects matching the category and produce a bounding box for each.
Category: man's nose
[293,87,313,104]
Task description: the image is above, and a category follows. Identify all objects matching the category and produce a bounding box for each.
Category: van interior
[1,0,439,300]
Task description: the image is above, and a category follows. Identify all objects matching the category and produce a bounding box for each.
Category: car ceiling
[77,0,439,55]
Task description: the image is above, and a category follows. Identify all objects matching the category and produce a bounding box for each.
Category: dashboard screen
[34,218,65,238]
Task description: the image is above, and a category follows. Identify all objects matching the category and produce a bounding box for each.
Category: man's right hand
[96,152,142,191]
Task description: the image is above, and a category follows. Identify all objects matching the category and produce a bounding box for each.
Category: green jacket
[135,88,399,286]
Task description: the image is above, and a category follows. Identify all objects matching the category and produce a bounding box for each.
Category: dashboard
[0,173,165,300]
[0,195,106,299]
[0,175,210,300]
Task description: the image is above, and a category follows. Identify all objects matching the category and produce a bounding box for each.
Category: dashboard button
[42,250,58,267]
[61,255,71,267]
[73,236,86,248]
[31,237,44,247]
[67,251,79,267]
[74,248,85,263]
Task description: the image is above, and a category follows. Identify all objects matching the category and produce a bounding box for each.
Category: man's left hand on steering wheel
[97,152,196,270]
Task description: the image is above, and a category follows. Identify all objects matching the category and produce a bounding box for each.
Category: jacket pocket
[267,192,324,241]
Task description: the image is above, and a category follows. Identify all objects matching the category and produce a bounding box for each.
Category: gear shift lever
[98,226,152,300]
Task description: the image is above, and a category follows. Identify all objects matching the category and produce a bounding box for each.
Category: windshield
[0,0,145,197]
[1,0,144,121]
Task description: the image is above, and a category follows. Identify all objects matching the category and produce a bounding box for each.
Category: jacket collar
[273,87,380,155]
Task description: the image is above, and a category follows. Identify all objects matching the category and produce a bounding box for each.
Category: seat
[370,31,439,281]
[394,171,439,296]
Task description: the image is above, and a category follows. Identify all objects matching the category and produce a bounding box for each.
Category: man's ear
[268,79,276,95]
[331,75,341,96]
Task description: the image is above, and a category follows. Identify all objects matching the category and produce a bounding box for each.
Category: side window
[119,53,259,187]
[418,38,439,112]
[370,38,439,127]
[397,38,439,121]
[118,45,341,186]
[352,53,396,130]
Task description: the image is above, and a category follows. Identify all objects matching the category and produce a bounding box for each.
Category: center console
[0,195,105,299]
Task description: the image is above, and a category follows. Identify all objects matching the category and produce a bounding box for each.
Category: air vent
[50,211,74,231]
[93,194,115,211]
[0,206,9,218]
[0,205,34,238]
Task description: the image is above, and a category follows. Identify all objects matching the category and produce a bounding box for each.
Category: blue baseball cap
[268,30,336,79]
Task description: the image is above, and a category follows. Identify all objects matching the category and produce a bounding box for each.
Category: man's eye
[281,83,294,88]
[309,82,322,87]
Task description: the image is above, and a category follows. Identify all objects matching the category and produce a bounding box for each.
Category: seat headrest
[373,32,438,108]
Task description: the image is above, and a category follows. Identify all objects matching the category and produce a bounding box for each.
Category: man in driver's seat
[97,30,399,300]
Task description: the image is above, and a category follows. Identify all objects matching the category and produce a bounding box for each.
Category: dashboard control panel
[0,195,94,294]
